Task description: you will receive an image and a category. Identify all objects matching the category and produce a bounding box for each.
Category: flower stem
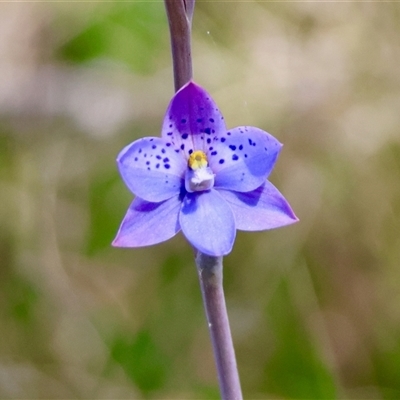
[196,252,243,400]
[164,0,194,91]
[164,2,242,398]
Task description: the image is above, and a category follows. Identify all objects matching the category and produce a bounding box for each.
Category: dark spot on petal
[167,132,173,136]
[161,148,166,153]
[219,159,225,164]
[204,128,211,135]
[209,147,213,151]
[212,129,215,133]
[209,118,214,123]
[163,157,169,162]
[182,133,188,139]
[239,145,243,150]
[207,138,211,144]
[165,164,171,169]
[248,139,253,145]
[197,118,202,123]
[221,138,226,143]
[156,155,162,160]
[232,154,239,161]
[229,145,236,151]
[180,144,185,150]
[134,157,138,162]
[227,131,231,135]
[181,118,186,124]
[211,151,217,156]
[146,161,150,165]
[156,163,160,168]
[169,124,173,128]
[138,148,142,153]
[166,143,171,147]
[244,154,248,158]
[188,149,193,155]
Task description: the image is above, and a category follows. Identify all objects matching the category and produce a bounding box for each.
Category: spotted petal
[112,195,181,247]
[179,189,235,256]
[218,181,298,231]
[117,137,186,202]
[210,127,282,193]
[161,81,226,159]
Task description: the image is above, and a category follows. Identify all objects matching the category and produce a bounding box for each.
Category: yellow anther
[188,150,208,170]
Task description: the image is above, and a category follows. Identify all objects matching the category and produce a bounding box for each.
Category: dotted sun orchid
[112,82,298,256]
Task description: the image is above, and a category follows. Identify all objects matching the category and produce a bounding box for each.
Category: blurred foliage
[111,330,168,394]
[58,3,167,74]
[264,278,337,399]
[86,172,120,256]
[1,1,400,399]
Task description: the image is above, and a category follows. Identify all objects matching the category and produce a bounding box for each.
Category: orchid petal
[161,81,226,159]
[208,127,282,193]
[206,126,282,192]
[179,189,235,256]
[112,196,181,247]
[117,137,186,202]
[218,181,298,231]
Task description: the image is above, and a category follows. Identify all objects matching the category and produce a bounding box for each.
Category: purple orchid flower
[112,81,298,256]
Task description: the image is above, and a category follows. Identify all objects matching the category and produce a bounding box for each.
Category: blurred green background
[1,1,400,399]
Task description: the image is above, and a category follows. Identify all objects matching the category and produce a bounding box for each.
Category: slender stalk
[164,2,242,398]
[164,0,193,91]
[183,0,196,23]
[196,252,243,400]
